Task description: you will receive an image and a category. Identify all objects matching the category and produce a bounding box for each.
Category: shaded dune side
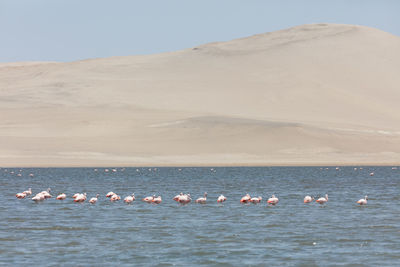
[1,110,400,166]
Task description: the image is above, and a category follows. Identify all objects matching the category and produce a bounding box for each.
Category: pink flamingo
[32,193,45,202]
[240,194,251,203]
[40,188,52,199]
[56,193,66,200]
[316,194,328,204]
[110,194,121,201]
[267,195,279,205]
[106,191,115,198]
[74,193,87,203]
[142,195,155,203]
[16,192,26,199]
[22,188,32,196]
[152,196,162,204]
[195,192,208,204]
[217,194,226,203]
[178,194,191,204]
[173,192,183,202]
[357,196,368,205]
[89,194,99,204]
[303,195,314,203]
[250,196,262,204]
[124,194,135,203]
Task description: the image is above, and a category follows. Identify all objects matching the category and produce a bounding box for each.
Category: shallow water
[1,166,400,266]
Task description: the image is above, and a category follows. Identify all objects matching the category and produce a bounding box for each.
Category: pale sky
[0,0,399,62]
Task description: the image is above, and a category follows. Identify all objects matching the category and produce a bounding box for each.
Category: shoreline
[1,162,399,168]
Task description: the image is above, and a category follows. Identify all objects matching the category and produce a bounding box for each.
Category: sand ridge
[1,23,400,167]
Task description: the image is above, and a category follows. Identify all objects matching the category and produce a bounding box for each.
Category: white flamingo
[74,193,87,203]
[124,194,135,203]
[267,194,279,205]
[106,191,115,198]
[56,193,66,200]
[303,195,314,203]
[142,195,154,203]
[40,188,52,199]
[178,194,191,204]
[357,195,368,205]
[240,194,251,203]
[173,192,183,202]
[32,193,45,202]
[22,188,32,196]
[316,194,328,204]
[110,194,121,201]
[217,194,226,203]
[152,195,162,204]
[250,196,262,204]
[89,194,99,204]
[196,192,208,204]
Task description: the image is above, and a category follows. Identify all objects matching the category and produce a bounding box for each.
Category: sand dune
[1,23,400,166]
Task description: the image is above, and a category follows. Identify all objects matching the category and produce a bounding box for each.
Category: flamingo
[40,188,52,199]
[267,195,279,205]
[16,192,26,199]
[72,193,80,199]
[106,191,115,198]
[56,193,66,200]
[240,194,251,203]
[32,193,45,202]
[357,196,368,205]
[152,196,162,204]
[142,195,155,203]
[110,194,121,201]
[178,193,191,204]
[217,194,226,203]
[195,192,208,204]
[250,196,262,204]
[89,194,99,204]
[22,188,32,196]
[304,195,314,203]
[316,194,328,204]
[124,194,135,203]
[173,192,183,202]
[74,193,87,203]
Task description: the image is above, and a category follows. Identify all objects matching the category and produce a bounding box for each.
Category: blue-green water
[1,166,400,266]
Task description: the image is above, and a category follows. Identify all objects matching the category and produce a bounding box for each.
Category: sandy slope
[1,23,400,167]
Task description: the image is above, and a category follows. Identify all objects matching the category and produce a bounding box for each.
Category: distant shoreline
[1,162,399,168]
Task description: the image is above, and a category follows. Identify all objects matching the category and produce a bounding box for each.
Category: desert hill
[1,23,400,166]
